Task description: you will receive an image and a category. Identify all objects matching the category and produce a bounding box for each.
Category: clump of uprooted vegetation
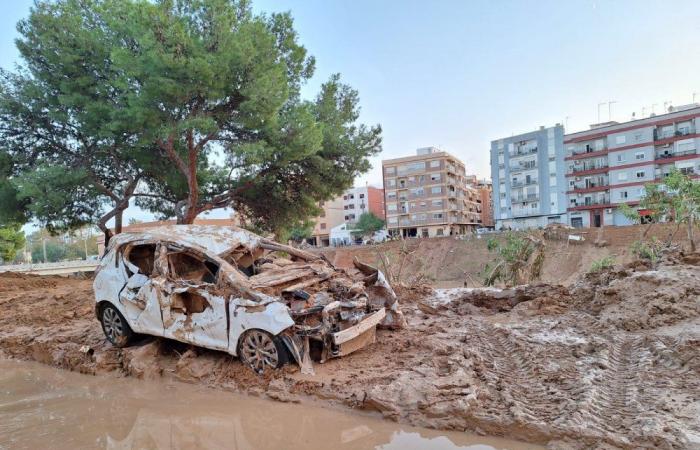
[482,232,545,287]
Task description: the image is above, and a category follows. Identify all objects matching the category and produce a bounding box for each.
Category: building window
[359,193,365,199]
[615,135,626,145]
[430,160,440,168]
[619,191,628,199]
[634,133,643,142]
[433,213,443,219]
[436,228,444,236]
[635,152,645,160]
[320,211,326,218]
[432,200,443,207]
[385,167,396,175]
[343,195,347,200]
[636,171,645,179]
[431,186,441,194]
[386,179,396,187]
[617,154,625,162]
[343,205,348,210]
[618,172,628,181]
[320,223,326,230]
[430,173,441,182]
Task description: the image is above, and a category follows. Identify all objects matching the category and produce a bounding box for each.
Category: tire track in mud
[465,324,580,430]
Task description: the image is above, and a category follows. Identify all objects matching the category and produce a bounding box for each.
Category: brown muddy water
[0,359,542,450]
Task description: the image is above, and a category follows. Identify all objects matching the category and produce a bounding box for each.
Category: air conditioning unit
[575,177,581,181]
[606,208,612,214]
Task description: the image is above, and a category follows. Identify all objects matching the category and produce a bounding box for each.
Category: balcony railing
[511,194,539,203]
[509,161,537,171]
[572,164,608,173]
[570,198,610,207]
[571,147,606,156]
[511,179,538,188]
[655,128,695,140]
[509,147,538,158]
[571,181,609,190]
[655,149,697,160]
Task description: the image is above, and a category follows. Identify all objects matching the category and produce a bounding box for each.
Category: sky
[2,0,699,226]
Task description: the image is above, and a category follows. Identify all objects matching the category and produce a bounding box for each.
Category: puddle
[0,359,542,450]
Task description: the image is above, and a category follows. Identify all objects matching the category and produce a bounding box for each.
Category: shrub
[589,256,615,273]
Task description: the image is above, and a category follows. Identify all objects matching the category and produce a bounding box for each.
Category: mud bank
[1,253,699,449]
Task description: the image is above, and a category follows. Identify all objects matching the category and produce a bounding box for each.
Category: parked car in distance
[93,225,404,373]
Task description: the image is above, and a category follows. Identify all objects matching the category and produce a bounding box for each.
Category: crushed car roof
[109,225,263,256]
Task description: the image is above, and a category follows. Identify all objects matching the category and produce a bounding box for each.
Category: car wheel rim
[103,307,123,342]
[241,331,278,373]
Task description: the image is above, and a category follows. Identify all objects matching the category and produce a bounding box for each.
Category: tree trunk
[115,208,123,234]
[689,215,696,252]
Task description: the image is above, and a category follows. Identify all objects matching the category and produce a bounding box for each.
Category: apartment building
[309,196,344,247]
[490,125,568,230]
[564,104,700,227]
[342,186,385,224]
[382,147,482,238]
[466,176,494,228]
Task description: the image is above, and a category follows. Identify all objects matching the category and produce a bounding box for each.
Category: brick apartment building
[466,175,494,228]
[382,147,482,238]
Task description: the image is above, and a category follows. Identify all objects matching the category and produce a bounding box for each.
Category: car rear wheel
[238,329,288,373]
[100,304,134,347]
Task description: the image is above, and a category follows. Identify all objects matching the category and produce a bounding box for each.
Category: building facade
[342,186,385,224]
[466,176,494,228]
[382,147,482,238]
[490,125,568,230]
[309,196,345,247]
[564,105,700,227]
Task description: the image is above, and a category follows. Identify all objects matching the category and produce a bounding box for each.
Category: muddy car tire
[100,303,134,347]
[238,329,289,373]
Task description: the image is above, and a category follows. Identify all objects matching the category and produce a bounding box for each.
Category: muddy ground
[0,251,699,449]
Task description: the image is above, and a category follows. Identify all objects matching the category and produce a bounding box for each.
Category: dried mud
[1,253,699,449]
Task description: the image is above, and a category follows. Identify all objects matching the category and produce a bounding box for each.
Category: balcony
[655,148,697,160]
[509,161,538,172]
[654,127,696,141]
[568,197,611,209]
[511,194,539,203]
[571,163,608,173]
[511,179,538,188]
[509,147,538,158]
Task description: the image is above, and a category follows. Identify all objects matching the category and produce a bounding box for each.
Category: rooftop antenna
[693,92,698,103]
[607,100,617,121]
[564,116,570,130]
[641,106,646,117]
[663,100,672,112]
[597,102,606,123]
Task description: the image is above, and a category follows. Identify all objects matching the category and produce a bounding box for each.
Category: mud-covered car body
[93,225,404,372]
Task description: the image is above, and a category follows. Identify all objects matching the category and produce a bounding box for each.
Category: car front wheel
[238,329,288,373]
[100,304,134,347]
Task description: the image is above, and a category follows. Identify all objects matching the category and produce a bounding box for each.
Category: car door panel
[154,248,229,352]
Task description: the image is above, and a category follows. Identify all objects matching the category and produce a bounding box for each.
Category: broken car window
[167,251,219,284]
[124,244,156,277]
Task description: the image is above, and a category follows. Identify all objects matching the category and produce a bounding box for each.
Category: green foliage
[351,212,385,237]
[2,0,380,234]
[588,256,615,273]
[624,169,700,251]
[27,228,98,263]
[279,219,314,243]
[630,238,663,264]
[483,232,545,287]
[0,224,25,262]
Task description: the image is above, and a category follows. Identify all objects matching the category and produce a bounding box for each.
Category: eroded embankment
[0,254,699,449]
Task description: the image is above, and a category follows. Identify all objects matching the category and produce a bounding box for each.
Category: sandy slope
[0,252,698,449]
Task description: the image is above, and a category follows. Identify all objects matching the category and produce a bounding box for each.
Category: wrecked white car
[94,225,404,373]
